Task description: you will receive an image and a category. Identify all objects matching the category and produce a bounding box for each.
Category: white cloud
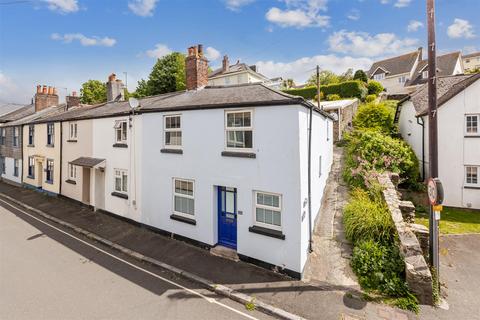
[463,46,478,54]
[145,43,172,59]
[224,0,255,11]
[328,30,419,57]
[205,47,221,61]
[394,0,411,8]
[255,54,372,84]
[0,72,24,104]
[347,9,360,21]
[407,20,423,32]
[51,33,116,47]
[128,0,158,17]
[44,0,79,13]
[265,0,330,28]
[447,18,475,39]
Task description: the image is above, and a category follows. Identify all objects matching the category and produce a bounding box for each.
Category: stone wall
[377,172,434,305]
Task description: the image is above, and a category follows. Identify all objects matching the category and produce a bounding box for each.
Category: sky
[0,0,478,104]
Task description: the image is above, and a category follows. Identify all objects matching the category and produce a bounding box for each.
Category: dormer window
[374,73,385,81]
[422,70,429,79]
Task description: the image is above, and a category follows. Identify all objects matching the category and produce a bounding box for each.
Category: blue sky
[0,0,478,103]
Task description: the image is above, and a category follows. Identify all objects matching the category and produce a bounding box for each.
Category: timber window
[0,128,5,145]
[254,191,282,230]
[28,125,34,145]
[465,115,479,135]
[14,159,19,177]
[13,127,19,147]
[225,110,253,150]
[0,157,5,174]
[164,115,182,148]
[47,123,54,146]
[45,159,54,183]
[114,169,128,194]
[173,178,194,217]
[114,120,127,143]
[466,166,479,186]
[68,163,77,180]
[28,157,35,178]
[69,122,78,140]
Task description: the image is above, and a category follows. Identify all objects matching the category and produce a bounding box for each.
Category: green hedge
[282,80,368,100]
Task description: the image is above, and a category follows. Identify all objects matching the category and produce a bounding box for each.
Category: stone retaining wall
[377,173,433,305]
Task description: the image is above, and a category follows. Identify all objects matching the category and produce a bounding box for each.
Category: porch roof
[70,157,105,168]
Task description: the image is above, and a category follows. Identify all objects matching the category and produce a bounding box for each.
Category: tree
[134,52,186,98]
[367,80,384,95]
[338,68,354,82]
[353,70,368,83]
[281,78,295,89]
[80,80,107,104]
[306,70,340,86]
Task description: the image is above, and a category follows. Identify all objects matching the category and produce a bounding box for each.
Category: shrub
[367,80,384,95]
[322,81,368,100]
[353,102,394,134]
[282,86,317,100]
[353,70,368,83]
[327,94,341,101]
[343,189,395,244]
[343,130,419,187]
[365,94,376,103]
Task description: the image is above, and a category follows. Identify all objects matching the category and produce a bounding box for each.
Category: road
[0,200,275,320]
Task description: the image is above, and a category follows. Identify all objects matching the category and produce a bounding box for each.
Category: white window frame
[225,109,253,152]
[69,122,78,140]
[254,191,282,231]
[45,159,54,183]
[114,169,128,194]
[68,163,77,181]
[398,76,406,83]
[465,166,479,187]
[0,128,5,145]
[13,127,19,147]
[163,114,182,149]
[465,114,479,136]
[373,73,385,81]
[13,159,19,177]
[28,125,34,145]
[28,156,35,178]
[422,70,429,79]
[172,178,195,218]
[114,120,128,144]
[0,156,5,174]
[47,123,55,146]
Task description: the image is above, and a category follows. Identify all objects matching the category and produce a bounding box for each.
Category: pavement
[0,197,275,320]
[0,180,414,320]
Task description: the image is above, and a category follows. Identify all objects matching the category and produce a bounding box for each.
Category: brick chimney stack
[66,91,81,110]
[106,73,125,102]
[34,84,59,112]
[222,55,229,72]
[185,44,209,91]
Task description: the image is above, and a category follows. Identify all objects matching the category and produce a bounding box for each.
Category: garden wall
[377,173,434,305]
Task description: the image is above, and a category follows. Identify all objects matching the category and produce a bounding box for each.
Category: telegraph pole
[316,65,321,110]
[427,0,440,284]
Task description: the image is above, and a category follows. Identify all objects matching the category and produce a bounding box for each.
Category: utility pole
[316,65,321,110]
[427,0,440,283]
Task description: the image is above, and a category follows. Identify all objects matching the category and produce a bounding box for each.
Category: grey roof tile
[368,49,421,77]
[406,51,462,86]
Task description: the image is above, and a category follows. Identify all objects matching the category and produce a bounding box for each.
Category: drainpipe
[307,102,313,253]
[416,116,425,181]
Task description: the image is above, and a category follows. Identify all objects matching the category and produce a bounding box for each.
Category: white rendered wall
[2,157,22,184]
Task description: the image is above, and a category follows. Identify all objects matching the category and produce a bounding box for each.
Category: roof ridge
[372,49,420,64]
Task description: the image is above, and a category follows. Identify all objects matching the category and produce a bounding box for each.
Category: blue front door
[218,186,237,249]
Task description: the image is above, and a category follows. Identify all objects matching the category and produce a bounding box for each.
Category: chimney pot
[36,85,42,93]
[53,87,57,95]
[198,44,203,56]
[42,85,47,94]
[72,91,77,97]
[35,84,59,112]
[185,44,209,91]
[222,55,229,72]
[106,73,125,102]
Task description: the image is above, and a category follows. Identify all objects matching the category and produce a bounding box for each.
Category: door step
[210,245,239,262]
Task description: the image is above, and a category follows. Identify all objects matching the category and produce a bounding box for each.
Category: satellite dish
[128,97,139,110]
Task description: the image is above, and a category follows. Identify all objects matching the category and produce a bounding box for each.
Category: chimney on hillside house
[66,91,81,109]
[418,47,423,60]
[106,73,125,102]
[34,84,59,112]
[222,55,229,72]
[185,44,209,91]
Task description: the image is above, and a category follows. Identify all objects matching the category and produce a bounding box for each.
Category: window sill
[27,144,35,147]
[221,151,256,159]
[113,143,128,148]
[464,135,480,138]
[170,214,196,225]
[45,180,54,185]
[464,186,480,190]
[27,175,35,179]
[161,148,183,154]
[65,179,76,185]
[248,225,285,240]
[67,139,77,143]
[46,144,54,148]
[111,191,128,199]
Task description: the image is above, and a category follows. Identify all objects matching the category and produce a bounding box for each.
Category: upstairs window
[465,115,479,135]
[398,76,406,83]
[114,120,127,144]
[114,169,128,194]
[422,70,429,79]
[373,73,385,81]
[28,156,35,178]
[164,115,182,148]
[0,128,5,145]
[225,110,253,150]
[69,122,78,140]
[47,123,55,146]
[13,127,19,147]
[28,125,34,145]
[45,159,54,183]
[173,178,194,217]
[255,191,282,230]
[465,166,479,187]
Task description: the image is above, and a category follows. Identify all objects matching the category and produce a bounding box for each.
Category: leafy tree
[367,80,384,95]
[281,78,295,89]
[80,80,107,104]
[353,70,368,83]
[338,68,354,82]
[307,70,340,86]
[134,52,186,98]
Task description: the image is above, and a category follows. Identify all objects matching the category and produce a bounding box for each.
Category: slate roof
[406,51,462,86]
[209,62,268,80]
[368,49,421,77]
[26,83,333,124]
[463,52,480,59]
[406,73,480,116]
[0,104,35,123]
[4,104,67,127]
[70,157,105,168]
